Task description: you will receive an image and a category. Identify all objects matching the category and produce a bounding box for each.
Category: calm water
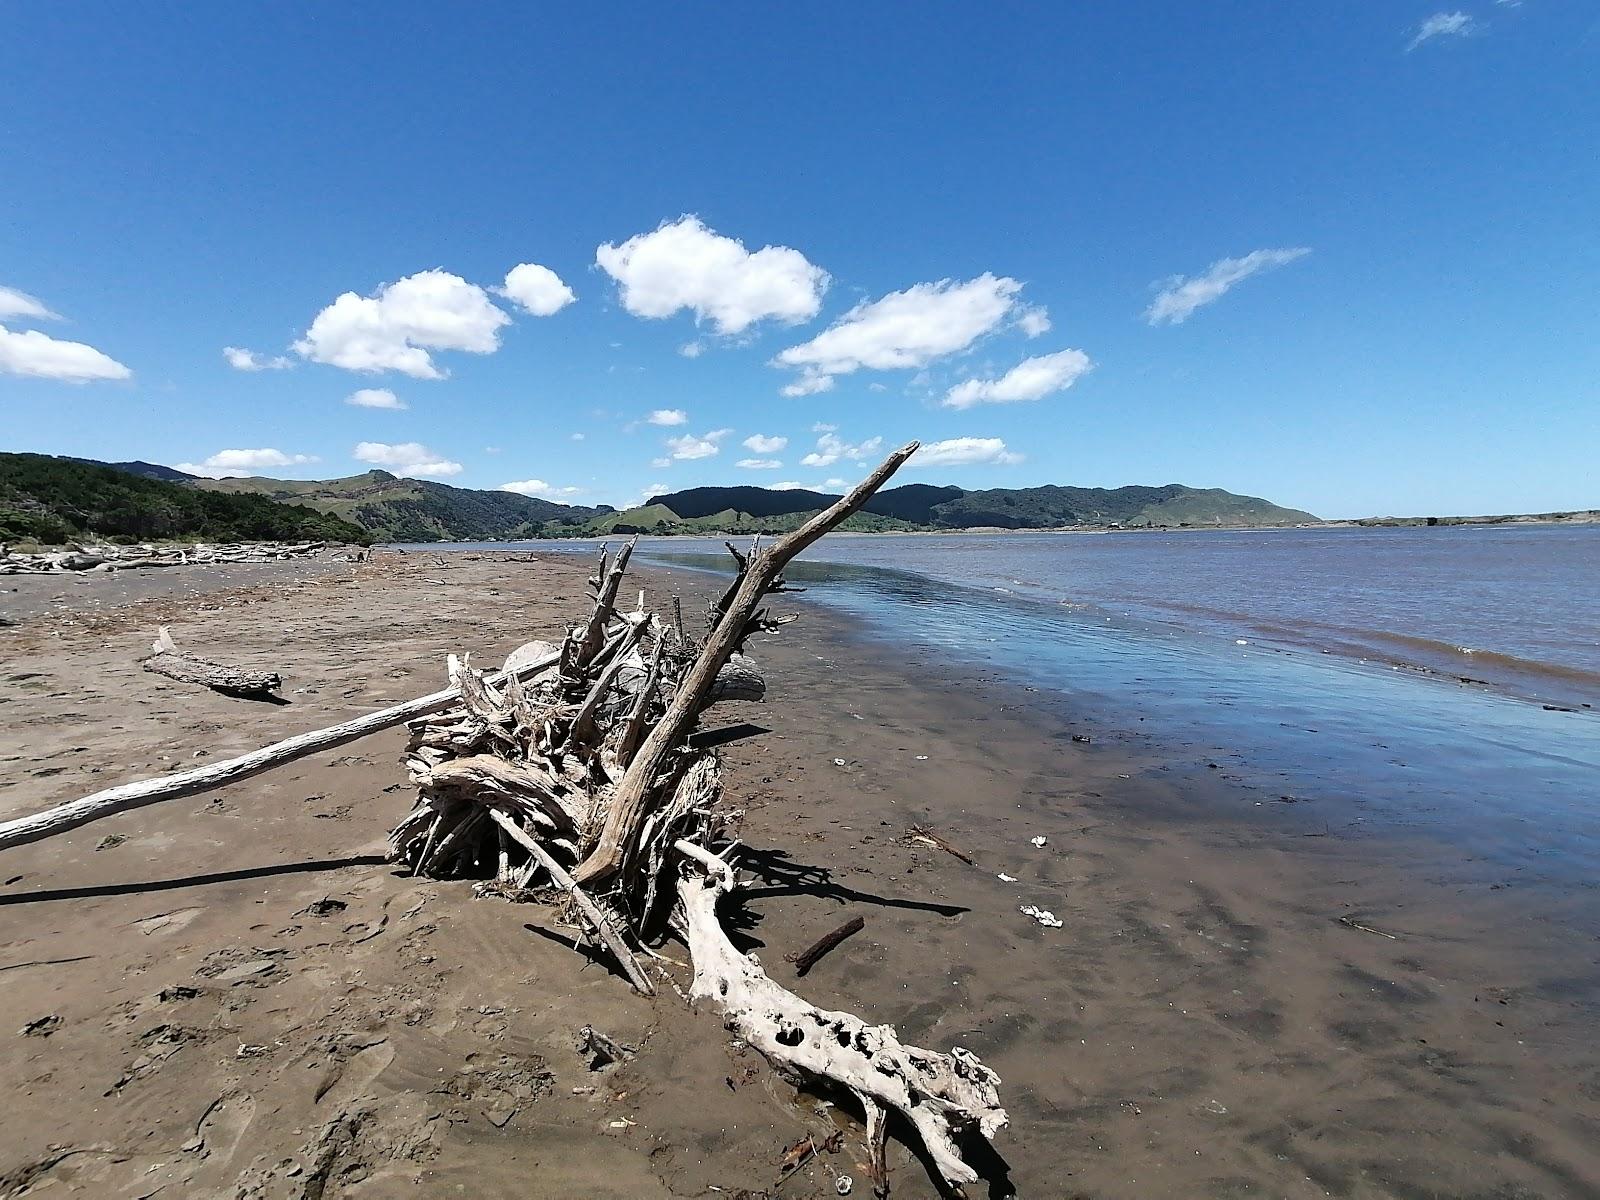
[758,525,1600,707]
[425,525,1600,882]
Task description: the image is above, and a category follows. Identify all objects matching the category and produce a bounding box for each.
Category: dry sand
[1,552,1596,1198]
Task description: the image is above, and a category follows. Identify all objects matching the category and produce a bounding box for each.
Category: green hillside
[60,458,1320,542]
[194,470,603,542]
[927,484,1318,529]
[640,482,1320,532]
[555,503,920,537]
[0,453,370,545]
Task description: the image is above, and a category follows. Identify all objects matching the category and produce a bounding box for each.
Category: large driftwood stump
[142,627,283,698]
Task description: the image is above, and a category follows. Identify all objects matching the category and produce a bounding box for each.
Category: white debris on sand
[1020,905,1063,928]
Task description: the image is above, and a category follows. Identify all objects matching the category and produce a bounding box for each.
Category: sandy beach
[2,552,1596,1199]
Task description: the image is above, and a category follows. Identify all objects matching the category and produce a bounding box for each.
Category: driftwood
[142,627,282,698]
[0,646,561,852]
[907,824,976,867]
[573,443,920,887]
[676,841,1006,1195]
[0,541,330,575]
[378,439,1009,1190]
[3,440,1011,1192]
[786,914,865,976]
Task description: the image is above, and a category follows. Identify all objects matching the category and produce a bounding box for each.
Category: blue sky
[2,2,1596,519]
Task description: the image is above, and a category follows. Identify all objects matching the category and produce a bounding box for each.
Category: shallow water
[424,527,1600,886]
[760,525,1600,708]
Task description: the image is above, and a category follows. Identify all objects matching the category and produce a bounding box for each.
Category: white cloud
[737,458,784,469]
[781,371,836,397]
[916,437,1023,467]
[294,269,511,379]
[942,349,1094,410]
[664,428,733,461]
[1016,306,1052,338]
[742,433,787,453]
[1144,248,1310,325]
[0,285,58,322]
[824,477,848,488]
[346,387,407,410]
[224,346,294,371]
[774,273,1024,393]
[800,432,883,468]
[596,215,829,335]
[353,440,463,478]
[499,262,576,316]
[651,456,672,468]
[571,432,586,441]
[678,341,704,358]
[175,448,319,478]
[500,479,583,498]
[647,408,688,426]
[771,481,808,491]
[812,422,837,433]
[1408,12,1477,50]
[0,324,131,382]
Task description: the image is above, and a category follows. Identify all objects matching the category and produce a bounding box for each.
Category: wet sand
[1,553,1596,1198]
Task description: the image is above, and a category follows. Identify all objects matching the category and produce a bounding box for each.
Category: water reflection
[636,546,1600,885]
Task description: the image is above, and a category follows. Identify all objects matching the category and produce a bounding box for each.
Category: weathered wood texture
[142,627,282,698]
[674,841,1006,1194]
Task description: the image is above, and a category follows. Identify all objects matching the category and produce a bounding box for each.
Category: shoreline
[407,510,1600,547]
[1,554,1597,1197]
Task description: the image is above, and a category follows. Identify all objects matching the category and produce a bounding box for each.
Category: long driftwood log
[0,647,560,852]
[142,627,282,698]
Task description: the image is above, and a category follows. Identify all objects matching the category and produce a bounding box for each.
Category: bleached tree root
[674,840,1006,1196]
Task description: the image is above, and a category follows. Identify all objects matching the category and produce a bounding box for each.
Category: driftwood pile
[388,441,1006,1193]
[0,541,330,575]
[0,441,1009,1195]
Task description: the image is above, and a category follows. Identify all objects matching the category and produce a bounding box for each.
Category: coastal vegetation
[188,469,603,543]
[0,453,370,545]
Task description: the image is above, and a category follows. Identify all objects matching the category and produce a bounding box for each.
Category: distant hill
[69,458,199,483]
[0,453,370,545]
[192,470,606,542]
[581,503,921,537]
[639,482,1318,532]
[51,456,1320,542]
[645,482,966,525]
[928,484,1318,529]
